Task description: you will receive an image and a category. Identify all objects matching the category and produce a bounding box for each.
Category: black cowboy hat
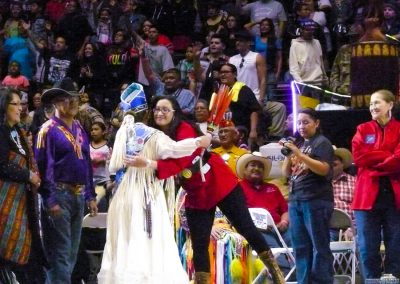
[41,77,79,104]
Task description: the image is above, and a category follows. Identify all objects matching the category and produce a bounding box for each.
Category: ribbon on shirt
[57,125,83,159]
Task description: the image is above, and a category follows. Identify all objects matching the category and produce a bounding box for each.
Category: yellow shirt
[213,145,249,175]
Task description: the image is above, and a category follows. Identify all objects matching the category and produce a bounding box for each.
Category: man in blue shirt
[35,77,97,283]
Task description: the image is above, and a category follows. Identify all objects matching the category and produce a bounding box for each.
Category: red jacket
[156,121,238,209]
[352,119,400,210]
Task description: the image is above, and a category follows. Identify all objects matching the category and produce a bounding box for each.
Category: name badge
[365,134,376,144]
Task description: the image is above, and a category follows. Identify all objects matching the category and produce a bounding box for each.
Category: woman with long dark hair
[146,95,285,284]
[0,88,42,283]
[281,108,334,283]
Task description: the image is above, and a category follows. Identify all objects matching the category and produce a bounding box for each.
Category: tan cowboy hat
[333,146,353,169]
[236,152,272,180]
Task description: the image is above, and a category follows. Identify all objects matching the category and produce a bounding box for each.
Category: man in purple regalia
[34,77,98,283]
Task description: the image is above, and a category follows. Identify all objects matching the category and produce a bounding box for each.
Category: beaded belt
[56,182,84,195]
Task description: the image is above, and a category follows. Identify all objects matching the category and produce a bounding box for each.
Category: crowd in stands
[1,0,400,283]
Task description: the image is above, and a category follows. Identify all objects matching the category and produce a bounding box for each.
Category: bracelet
[146,159,152,168]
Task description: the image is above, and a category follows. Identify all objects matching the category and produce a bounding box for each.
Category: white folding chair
[82,212,108,254]
[330,208,357,284]
[249,208,296,283]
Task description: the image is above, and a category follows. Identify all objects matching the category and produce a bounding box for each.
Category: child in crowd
[90,121,112,208]
[176,45,195,88]
[2,61,30,91]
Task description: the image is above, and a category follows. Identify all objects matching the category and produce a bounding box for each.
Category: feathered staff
[207,84,232,129]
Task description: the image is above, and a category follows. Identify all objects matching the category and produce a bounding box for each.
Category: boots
[194,272,211,284]
[258,250,286,284]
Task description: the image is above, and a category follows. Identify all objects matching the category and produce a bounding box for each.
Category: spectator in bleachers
[56,0,93,54]
[331,146,355,241]
[45,0,65,24]
[229,30,286,141]
[196,34,229,102]
[3,22,34,79]
[303,0,332,54]
[2,60,30,92]
[170,0,195,53]
[176,44,194,88]
[94,7,114,47]
[204,2,227,35]
[218,63,261,146]
[213,119,249,173]
[224,14,241,56]
[145,0,174,38]
[229,30,267,102]
[29,91,42,119]
[104,29,136,107]
[143,25,174,76]
[96,0,123,29]
[143,19,174,54]
[251,17,283,99]
[3,1,23,38]
[69,42,107,109]
[142,52,195,115]
[76,91,105,135]
[117,0,146,36]
[45,36,74,85]
[382,0,400,39]
[329,23,363,96]
[237,0,287,38]
[27,0,47,42]
[289,19,327,87]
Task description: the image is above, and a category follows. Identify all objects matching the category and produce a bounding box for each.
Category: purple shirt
[34,116,95,207]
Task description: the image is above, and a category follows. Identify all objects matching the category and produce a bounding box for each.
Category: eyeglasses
[219,70,233,74]
[153,107,175,114]
[239,58,245,69]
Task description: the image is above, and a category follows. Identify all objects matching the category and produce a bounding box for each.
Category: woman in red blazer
[146,95,285,284]
[352,89,400,280]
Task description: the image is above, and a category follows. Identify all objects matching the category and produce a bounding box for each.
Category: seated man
[212,119,249,173]
[331,146,356,241]
[236,152,292,275]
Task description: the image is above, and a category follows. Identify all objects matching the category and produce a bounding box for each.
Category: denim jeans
[44,190,85,284]
[354,207,400,280]
[289,199,334,284]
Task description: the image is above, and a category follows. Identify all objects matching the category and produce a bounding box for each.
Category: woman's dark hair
[196,99,209,109]
[259,17,275,37]
[297,107,321,136]
[219,63,237,75]
[0,88,20,125]
[147,96,202,140]
[92,121,107,132]
[298,108,319,121]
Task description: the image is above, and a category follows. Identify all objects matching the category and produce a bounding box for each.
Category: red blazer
[156,121,238,210]
[352,119,400,210]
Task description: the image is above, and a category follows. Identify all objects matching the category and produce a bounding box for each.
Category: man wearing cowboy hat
[212,119,249,174]
[34,77,97,283]
[331,147,356,240]
[236,152,291,274]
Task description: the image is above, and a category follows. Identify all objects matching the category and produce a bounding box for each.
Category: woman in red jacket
[145,96,284,284]
[352,89,400,280]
